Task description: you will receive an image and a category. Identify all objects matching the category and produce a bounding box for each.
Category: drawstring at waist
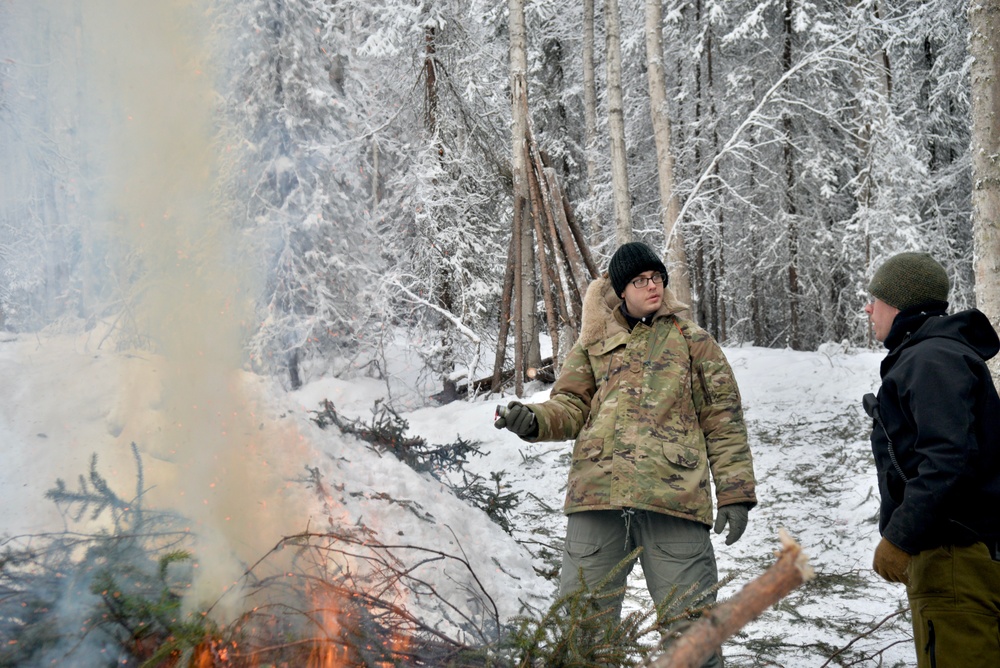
[622,507,636,551]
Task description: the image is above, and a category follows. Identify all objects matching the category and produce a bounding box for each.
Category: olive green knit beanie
[868,252,949,311]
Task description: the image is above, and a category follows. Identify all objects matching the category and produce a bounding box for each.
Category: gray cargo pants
[559,508,722,668]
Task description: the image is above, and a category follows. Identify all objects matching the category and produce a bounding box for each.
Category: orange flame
[307,586,348,668]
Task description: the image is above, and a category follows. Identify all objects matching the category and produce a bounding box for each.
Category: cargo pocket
[912,609,1000,668]
[565,538,601,560]
[652,516,710,559]
[646,439,705,510]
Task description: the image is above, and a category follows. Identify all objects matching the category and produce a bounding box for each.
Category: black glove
[493,401,538,438]
[713,503,750,545]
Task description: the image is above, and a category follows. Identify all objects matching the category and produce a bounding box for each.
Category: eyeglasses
[630,273,666,289]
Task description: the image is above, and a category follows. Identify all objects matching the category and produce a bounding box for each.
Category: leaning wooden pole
[539,149,600,280]
[513,182,526,398]
[533,159,579,334]
[527,163,562,366]
[539,216,577,335]
[491,232,517,392]
[646,530,814,668]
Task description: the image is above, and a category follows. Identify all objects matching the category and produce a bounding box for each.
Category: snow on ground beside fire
[1,326,914,665]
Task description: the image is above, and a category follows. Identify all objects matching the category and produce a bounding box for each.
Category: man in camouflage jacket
[496,242,756,666]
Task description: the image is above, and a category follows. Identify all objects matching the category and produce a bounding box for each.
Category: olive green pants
[559,509,722,668]
[907,542,1000,667]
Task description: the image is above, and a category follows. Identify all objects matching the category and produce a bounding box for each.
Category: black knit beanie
[868,252,949,311]
[608,241,667,297]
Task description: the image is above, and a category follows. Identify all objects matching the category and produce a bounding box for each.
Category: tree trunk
[706,28,725,340]
[424,25,459,401]
[509,0,534,396]
[371,137,381,209]
[644,0,692,314]
[604,0,632,245]
[582,0,601,248]
[521,207,542,373]
[691,0,706,326]
[526,146,566,350]
[491,233,516,393]
[969,0,1000,380]
[424,26,438,135]
[783,0,802,350]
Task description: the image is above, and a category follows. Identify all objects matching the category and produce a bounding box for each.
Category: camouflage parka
[524,277,757,526]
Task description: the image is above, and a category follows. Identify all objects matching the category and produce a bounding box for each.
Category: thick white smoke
[76,0,312,619]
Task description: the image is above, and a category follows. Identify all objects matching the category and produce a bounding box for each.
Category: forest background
[2,1,1000,665]
[2,0,999,397]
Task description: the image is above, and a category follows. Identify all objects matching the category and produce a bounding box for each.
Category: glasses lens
[632,273,665,288]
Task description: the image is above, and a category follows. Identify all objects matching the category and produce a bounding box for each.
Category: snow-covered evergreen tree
[214,0,376,385]
[0,0,984,391]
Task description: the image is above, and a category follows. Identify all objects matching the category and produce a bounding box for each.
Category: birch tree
[507,0,535,397]
[969,0,1000,378]
[582,0,602,247]
[604,0,632,245]
[644,0,692,310]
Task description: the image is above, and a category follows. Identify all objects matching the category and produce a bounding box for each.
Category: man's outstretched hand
[493,401,538,438]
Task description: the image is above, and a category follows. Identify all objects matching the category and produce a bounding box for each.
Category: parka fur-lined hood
[579,274,689,348]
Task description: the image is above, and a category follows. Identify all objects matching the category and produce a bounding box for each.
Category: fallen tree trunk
[646,529,814,668]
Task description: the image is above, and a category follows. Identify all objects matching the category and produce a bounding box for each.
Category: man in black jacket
[863,251,1000,667]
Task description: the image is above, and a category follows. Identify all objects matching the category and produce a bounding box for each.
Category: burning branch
[219,526,506,666]
[644,529,815,668]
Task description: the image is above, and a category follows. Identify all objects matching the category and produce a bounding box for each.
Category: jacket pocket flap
[586,332,629,357]
[575,437,605,460]
[661,441,702,469]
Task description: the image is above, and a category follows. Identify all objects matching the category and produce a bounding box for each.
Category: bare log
[444,356,555,402]
[538,211,577,334]
[527,154,562,366]
[526,363,556,384]
[543,164,592,308]
[542,166,585,326]
[530,146,579,336]
[645,529,814,668]
[539,149,600,280]
[491,232,517,393]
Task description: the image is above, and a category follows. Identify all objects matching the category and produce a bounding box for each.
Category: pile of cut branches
[310,398,520,535]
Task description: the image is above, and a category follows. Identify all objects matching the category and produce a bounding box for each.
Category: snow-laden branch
[669,34,855,244]
[390,277,483,393]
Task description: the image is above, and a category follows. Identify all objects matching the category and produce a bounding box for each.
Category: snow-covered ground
[0,324,913,666]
